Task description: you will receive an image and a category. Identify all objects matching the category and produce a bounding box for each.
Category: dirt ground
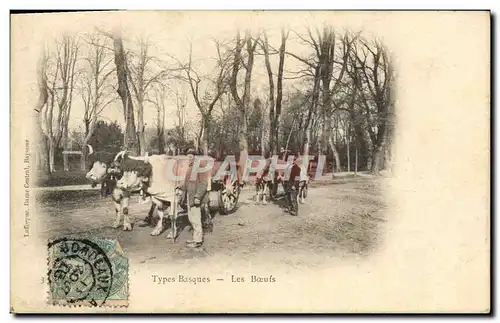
[36,175,388,268]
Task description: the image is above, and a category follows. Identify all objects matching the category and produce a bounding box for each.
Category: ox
[109,152,156,231]
[85,148,156,231]
[255,158,272,205]
[84,144,122,198]
[113,152,204,239]
[255,153,310,211]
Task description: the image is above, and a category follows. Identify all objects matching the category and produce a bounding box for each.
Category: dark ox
[254,158,272,204]
[84,145,121,197]
[255,153,309,206]
[85,147,155,231]
[110,152,155,231]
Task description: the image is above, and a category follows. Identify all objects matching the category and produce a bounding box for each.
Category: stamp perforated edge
[46,237,129,308]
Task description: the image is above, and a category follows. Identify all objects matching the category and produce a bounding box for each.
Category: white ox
[114,152,192,239]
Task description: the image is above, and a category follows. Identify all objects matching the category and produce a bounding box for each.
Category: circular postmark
[48,238,113,306]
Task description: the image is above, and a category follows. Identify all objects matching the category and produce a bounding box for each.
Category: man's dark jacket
[181,162,210,207]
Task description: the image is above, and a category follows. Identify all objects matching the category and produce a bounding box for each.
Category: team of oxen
[84,144,311,241]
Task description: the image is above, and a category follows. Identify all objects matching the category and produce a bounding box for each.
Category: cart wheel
[218,177,240,215]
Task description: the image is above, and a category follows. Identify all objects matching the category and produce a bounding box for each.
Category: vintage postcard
[10,11,490,313]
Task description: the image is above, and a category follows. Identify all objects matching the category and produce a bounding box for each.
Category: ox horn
[114,150,127,163]
[87,144,94,155]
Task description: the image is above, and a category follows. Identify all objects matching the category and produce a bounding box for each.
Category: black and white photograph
[10,10,490,313]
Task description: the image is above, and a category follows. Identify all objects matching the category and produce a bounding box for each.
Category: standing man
[182,148,210,248]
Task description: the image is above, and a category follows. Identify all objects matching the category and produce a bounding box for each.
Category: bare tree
[33,48,50,178]
[303,65,321,157]
[351,38,393,173]
[212,92,239,158]
[127,37,169,155]
[286,30,321,157]
[259,95,269,157]
[230,29,260,162]
[79,32,116,169]
[61,40,80,171]
[344,39,372,170]
[275,29,288,155]
[319,30,353,172]
[286,28,357,172]
[261,32,275,155]
[98,28,139,155]
[318,28,340,171]
[261,28,289,155]
[44,35,79,172]
[148,83,168,154]
[174,89,188,153]
[175,40,231,155]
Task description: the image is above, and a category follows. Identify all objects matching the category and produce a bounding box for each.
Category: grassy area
[37,170,90,187]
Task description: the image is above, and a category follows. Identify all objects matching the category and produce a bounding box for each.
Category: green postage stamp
[47,237,128,307]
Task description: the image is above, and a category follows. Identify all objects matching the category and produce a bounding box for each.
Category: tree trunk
[137,101,147,155]
[354,121,369,170]
[371,146,384,174]
[370,106,388,174]
[157,106,165,154]
[63,44,77,172]
[112,33,138,155]
[320,114,327,155]
[274,28,286,155]
[261,110,267,157]
[33,130,50,179]
[383,133,393,173]
[231,29,258,174]
[366,155,373,171]
[45,91,55,174]
[202,114,210,155]
[157,132,165,154]
[334,117,341,172]
[371,119,389,174]
[284,130,292,153]
[366,122,374,170]
[80,150,87,171]
[383,98,395,173]
[262,32,275,155]
[304,128,311,157]
[328,134,341,173]
[195,120,203,153]
[80,112,97,171]
[303,65,321,156]
[62,127,69,171]
[355,148,358,175]
[34,51,50,181]
[238,110,248,157]
[320,71,332,156]
[346,124,350,173]
[48,137,55,173]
